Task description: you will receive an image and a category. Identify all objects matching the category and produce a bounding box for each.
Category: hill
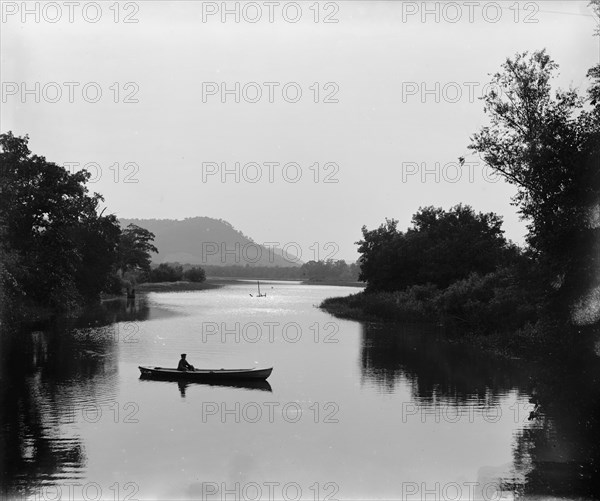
[118,217,301,267]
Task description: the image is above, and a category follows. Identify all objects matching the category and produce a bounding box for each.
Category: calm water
[1,281,599,500]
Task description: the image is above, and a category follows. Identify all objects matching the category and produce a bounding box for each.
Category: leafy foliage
[0,132,121,310]
[300,259,359,282]
[0,132,162,312]
[146,263,206,283]
[117,224,158,275]
[357,205,518,292]
[148,263,184,282]
[468,50,600,322]
[183,266,206,283]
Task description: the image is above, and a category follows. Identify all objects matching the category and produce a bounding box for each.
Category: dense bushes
[434,267,541,334]
[301,259,359,282]
[148,263,183,282]
[183,266,206,282]
[146,263,206,283]
[357,205,519,292]
[322,266,543,337]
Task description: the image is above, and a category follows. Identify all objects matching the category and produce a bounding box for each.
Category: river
[1,281,599,500]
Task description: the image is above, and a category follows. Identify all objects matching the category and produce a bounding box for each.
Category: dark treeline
[143,263,206,283]
[0,133,160,320]
[150,260,360,282]
[322,48,600,352]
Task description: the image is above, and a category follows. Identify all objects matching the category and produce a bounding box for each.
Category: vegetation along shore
[321,50,600,360]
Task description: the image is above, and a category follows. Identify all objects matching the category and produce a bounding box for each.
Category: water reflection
[3,289,600,499]
[359,322,600,498]
[506,349,600,498]
[137,378,273,397]
[1,326,100,498]
[0,298,152,499]
[360,323,533,400]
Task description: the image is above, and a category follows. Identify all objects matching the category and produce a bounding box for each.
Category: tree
[117,224,158,276]
[0,132,122,310]
[357,205,517,292]
[183,266,206,283]
[468,50,600,322]
[300,259,358,282]
[149,263,184,282]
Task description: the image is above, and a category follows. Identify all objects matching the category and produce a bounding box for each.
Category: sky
[1,0,598,262]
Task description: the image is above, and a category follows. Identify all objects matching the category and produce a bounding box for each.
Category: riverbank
[135,280,223,292]
[204,276,364,287]
[319,291,581,360]
[301,280,365,287]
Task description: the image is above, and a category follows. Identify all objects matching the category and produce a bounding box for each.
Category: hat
[181,353,187,357]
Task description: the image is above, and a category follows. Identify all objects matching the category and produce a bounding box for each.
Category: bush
[321,285,439,323]
[184,266,206,283]
[149,263,184,282]
[103,273,124,295]
[435,267,540,335]
[321,267,542,337]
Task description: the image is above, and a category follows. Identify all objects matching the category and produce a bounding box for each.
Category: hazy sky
[2,1,598,262]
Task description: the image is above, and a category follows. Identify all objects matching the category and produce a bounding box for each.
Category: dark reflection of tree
[506,340,600,499]
[65,295,153,329]
[1,326,82,499]
[359,322,600,497]
[0,297,149,499]
[360,323,535,402]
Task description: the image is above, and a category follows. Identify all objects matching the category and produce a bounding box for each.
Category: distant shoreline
[132,280,223,292]
[103,278,364,297]
[205,276,365,287]
[301,280,365,287]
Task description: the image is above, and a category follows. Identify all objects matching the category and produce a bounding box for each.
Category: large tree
[357,205,517,292]
[116,224,158,276]
[468,49,600,324]
[0,132,121,310]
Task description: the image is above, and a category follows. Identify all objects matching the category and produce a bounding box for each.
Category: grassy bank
[134,280,223,292]
[320,291,436,324]
[319,286,568,360]
[301,280,365,287]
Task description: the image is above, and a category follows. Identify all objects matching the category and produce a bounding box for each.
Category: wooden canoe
[138,366,273,381]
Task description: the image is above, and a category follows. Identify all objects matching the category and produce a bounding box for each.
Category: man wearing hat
[177,353,195,371]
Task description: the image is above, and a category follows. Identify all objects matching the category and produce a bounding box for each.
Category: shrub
[149,263,184,282]
[184,266,206,283]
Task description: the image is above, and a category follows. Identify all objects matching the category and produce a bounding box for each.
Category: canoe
[138,366,273,381]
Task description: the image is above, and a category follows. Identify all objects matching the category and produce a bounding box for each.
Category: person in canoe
[177,353,195,371]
